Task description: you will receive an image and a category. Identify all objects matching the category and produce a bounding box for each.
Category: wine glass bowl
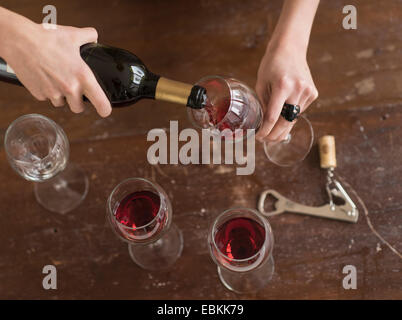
[208,208,275,293]
[263,115,314,167]
[4,113,88,214]
[4,114,68,181]
[107,177,183,270]
[209,208,273,272]
[107,178,171,244]
[190,75,314,166]
[187,76,263,141]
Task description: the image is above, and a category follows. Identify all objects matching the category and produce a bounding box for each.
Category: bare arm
[256,0,319,141]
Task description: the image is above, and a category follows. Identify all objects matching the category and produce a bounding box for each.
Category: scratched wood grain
[0,0,401,299]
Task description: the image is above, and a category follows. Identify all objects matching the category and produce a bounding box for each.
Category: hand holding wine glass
[0,6,111,117]
[255,0,319,142]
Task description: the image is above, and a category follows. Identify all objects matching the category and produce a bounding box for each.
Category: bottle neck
[155,77,206,109]
[155,77,193,105]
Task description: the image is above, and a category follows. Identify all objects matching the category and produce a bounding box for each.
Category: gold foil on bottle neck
[155,77,193,106]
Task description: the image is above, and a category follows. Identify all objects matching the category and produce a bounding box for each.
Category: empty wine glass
[4,114,89,214]
[208,208,274,293]
[188,75,314,166]
[107,178,183,270]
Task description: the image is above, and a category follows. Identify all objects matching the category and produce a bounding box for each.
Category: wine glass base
[217,255,275,294]
[128,223,183,271]
[263,115,314,166]
[33,162,89,214]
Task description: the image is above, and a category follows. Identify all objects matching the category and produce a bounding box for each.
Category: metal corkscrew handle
[258,135,359,223]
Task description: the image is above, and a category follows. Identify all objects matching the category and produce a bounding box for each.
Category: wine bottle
[0,43,206,109]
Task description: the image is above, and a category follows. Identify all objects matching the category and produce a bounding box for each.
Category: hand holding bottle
[255,0,319,142]
[0,7,111,117]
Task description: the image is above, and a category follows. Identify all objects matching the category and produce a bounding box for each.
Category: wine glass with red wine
[4,114,89,214]
[209,208,274,293]
[107,178,183,270]
[188,75,314,166]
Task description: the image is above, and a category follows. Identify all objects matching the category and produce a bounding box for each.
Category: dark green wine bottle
[0,43,206,109]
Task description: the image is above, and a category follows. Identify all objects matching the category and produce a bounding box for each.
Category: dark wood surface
[0,0,401,299]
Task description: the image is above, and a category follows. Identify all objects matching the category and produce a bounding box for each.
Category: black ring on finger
[281,103,300,122]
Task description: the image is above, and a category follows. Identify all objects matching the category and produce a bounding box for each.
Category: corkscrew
[258,135,359,223]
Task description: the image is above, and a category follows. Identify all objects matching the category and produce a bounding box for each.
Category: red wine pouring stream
[0,43,207,110]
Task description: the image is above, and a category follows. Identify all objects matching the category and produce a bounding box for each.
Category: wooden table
[0,0,401,299]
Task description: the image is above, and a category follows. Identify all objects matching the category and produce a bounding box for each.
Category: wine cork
[319,135,337,169]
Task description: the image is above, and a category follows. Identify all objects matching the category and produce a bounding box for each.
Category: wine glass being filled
[188,76,314,167]
[0,1,319,140]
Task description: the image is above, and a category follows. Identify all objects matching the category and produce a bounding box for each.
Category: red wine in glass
[107,178,182,270]
[205,98,230,126]
[113,190,168,242]
[214,217,265,260]
[209,208,274,292]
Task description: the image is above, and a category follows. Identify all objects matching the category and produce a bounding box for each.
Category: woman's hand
[255,0,320,142]
[255,43,318,142]
[0,8,111,117]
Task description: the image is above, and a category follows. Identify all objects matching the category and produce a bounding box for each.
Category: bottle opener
[258,135,359,223]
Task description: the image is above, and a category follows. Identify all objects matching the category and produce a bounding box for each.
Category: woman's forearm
[255,0,319,142]
[0,7,37,59]
[268,0,320,54]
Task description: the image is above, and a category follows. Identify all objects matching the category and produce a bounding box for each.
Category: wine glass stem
[33,162,89,214]
[128,223,183,270]
[217,255,275,293]
[283,133,292,144]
